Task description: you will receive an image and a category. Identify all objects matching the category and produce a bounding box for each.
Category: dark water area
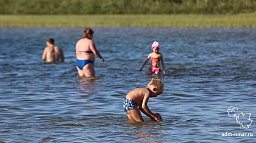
[0,27,255,142]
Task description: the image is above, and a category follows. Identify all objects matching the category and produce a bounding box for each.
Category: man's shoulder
[54,46,62,50]
[44,46,50,51]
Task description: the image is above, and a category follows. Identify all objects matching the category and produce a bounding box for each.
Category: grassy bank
[0,14,255,28]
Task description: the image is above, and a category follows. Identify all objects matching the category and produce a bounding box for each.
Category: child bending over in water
[140,41,165,75]
[123,79,164,122]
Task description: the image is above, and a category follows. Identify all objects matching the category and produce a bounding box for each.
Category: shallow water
[0,27,256,142]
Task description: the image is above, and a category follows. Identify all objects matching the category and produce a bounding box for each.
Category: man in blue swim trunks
[76,28,104,77]
[123,79,163,122]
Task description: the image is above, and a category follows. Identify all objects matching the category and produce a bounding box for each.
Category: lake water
[0,27,255,142]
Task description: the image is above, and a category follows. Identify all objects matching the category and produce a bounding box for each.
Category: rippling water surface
[0,27,256,142]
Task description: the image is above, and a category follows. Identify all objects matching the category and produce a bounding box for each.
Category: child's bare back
[126,88,150,106]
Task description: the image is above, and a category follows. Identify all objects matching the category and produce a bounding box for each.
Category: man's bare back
[42,38,64,62]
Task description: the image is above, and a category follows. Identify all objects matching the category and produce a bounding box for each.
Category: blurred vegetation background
[0,0,255,15]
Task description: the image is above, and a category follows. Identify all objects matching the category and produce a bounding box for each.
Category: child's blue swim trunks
[123,98,137,112]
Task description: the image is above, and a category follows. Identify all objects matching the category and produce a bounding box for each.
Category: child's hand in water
[151,113,162,121]
[154,113,162,121]
[100,58,104,64]
[150,116,158,121]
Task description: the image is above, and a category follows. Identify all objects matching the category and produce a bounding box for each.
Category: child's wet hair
[83,28,94,38]
[147,79,164,94]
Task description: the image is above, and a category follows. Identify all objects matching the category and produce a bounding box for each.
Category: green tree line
[0,0,255,14]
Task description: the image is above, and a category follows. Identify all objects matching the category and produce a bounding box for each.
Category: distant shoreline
[0,14,255,28]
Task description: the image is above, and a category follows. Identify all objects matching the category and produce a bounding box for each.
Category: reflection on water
[75,77,101,96]
[0,27,255,142]
[122,122,163,142]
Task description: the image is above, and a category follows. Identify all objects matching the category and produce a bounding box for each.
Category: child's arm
[140,53,151,71]
[139,92,158,121]
[160,53,165,74]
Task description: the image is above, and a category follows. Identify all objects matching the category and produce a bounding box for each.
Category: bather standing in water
[76,28,104,77]
[42,38,65,63]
